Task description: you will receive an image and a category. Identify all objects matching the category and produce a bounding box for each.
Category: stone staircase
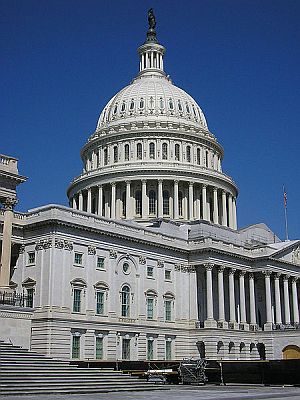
[0,341,166,395]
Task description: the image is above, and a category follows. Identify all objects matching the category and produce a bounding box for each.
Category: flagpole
[283,185,289,241]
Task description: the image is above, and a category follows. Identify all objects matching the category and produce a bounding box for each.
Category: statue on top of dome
[148,8,156,30]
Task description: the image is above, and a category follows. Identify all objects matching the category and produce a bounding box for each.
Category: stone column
[218,266,226,326]
[239,271,247,326]
[78,191,83,211]
[232,197,237,229]
[189,182,194,220]
[263,271,273,330]
[221,190,227,226]
[283,275,291,325]
[213,187,219,224]
[228,194,233,228]
[249,273,257,325]
[292,278,299,324]
[97,185,103,217]
[142,179,148,219]
[173,180,179,219]
[126,181,132,219]
[202,184,208,221]
[111,182,116,219]
[87,187,92,213]
[274,273,282,325]
[204,264,217,328]
[229,268,236,324]
[0,198,17,290]
[158,179,163,218]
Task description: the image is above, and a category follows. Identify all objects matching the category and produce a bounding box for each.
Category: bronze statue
[148,8,156,30]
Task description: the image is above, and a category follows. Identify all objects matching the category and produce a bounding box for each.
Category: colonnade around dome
[70,179,237,229]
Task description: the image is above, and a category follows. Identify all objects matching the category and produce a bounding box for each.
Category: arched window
[104,148,108,165]
[163,190,170,215]
[121,285,130,317]
[149,142,155,159]
[137,143,142,160]
[125,144,129,161]
[178,99,182,112]
[122,191,126,217]
[186,146,191,163]
[149,190,156,215]
[197,148,201,165]
[113,146,118,163]
[162,143,168,160]
[175,144,180,161]
[178,191,183,217]
[135,190,141,216]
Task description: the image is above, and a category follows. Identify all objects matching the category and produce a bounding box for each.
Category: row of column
[204,264,300,329]
[71,180,237,228]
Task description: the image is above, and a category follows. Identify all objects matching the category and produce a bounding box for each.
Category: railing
[0,291,33,308]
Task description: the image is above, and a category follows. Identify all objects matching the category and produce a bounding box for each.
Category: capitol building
[0,12,299,362]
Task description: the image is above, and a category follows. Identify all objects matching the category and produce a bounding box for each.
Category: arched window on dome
[137,143,142,160]
[122,191,126,217]
[130,99,135,111]
[159,97,164,110]
[175,144,180,161]
[113,146,118,163]
[149,142,155,159]
[121,285,130,317]
[197,148,201,165]
[168,98,174,110]
[139,98,145,109]
[186,146,191,163]
[125,144,129,161]
[149,190,156,215]
[104,148,108,165]
[162,143,168,160]
[135,190,142,216]
[178,99,183,112]
[178,191,183,217]
[163,190,170,215]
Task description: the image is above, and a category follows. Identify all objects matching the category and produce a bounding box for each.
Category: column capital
[2,197,18,211]
[263,270,272,277]
[204,263,214,271]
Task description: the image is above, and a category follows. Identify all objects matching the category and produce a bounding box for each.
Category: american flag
[283,186,287,208]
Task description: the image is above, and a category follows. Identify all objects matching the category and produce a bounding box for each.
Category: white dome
[96,73,208,131]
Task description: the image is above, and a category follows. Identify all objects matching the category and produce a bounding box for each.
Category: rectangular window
[122,338,130,360]
[96,291,104,315]
[28,252,35,265]
[96,337,103,359]
[165,300,172,321]
[74,253,83,266]
[147,266,154,278]
[73,288,81,312]
[147,298,154,320]
[165,270,171,280]
[147,339,154,360]
[166,340,172,360]
[72,336,80,359]
[96,256,105,270]
[26,288,34,308]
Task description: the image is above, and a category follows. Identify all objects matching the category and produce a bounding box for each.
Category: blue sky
[1,0,300,240]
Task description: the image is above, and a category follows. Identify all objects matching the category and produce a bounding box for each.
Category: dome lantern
[137,9,166,75]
